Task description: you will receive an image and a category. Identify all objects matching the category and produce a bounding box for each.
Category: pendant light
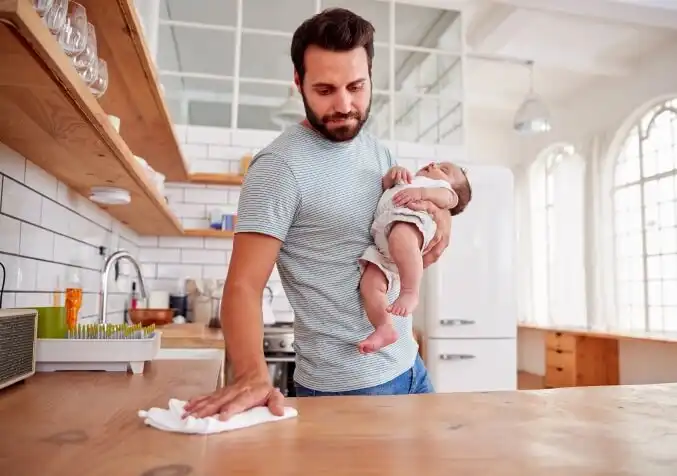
[513,60,551,134]
[270,86,306,129]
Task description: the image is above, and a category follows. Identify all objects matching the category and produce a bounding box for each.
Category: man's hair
[291,8,375,83]
[450,168,472,216]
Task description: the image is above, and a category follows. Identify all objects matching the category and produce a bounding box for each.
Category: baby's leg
[358,262,398,354]
[386,222,424,316]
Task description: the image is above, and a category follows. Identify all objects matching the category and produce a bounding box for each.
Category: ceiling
[155,0,677,140]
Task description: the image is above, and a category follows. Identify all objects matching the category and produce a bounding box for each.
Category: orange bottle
[64,269,82,331]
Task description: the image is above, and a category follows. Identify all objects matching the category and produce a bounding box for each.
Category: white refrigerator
[422,163,517,393]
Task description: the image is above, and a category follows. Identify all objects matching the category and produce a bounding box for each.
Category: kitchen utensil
[129,309,174,326]
[262,286,276,324]
[148,290,170,309]
[35,306,67,339]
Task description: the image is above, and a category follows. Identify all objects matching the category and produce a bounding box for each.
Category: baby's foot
[386,291,419,316]
[358,324,398,354]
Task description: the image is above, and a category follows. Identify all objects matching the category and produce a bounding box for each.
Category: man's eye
[349,84,364,92]
[317,89,331,95]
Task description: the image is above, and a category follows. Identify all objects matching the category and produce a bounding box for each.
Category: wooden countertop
[2,359,677,475]
[160,322,224,349]
[519,322,677,344]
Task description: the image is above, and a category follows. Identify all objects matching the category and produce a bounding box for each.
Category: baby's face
[416,162,463,186]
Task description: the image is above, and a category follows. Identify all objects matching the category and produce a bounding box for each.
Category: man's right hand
[182,374,285,421]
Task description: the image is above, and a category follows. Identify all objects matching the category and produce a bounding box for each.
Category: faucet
[99,250,148,324]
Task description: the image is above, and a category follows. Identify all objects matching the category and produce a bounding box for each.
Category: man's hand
[405,200,451,268]
[383,166,413,189]
[392,187,423,207]
[183,373,284,421]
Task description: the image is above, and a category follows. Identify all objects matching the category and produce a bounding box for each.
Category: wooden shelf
[189,173,244,186]
[0,2,182,236]
[184,229,234,238]
[78,0,188,182]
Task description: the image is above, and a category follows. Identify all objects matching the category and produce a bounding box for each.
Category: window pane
[662,254,677,279]
[646,255,661,280]
[663,306,677,332]
[643,180,659,207]
[663,281,677,306]
[648,306,663,331]
[646,229,661,255]
[661,227,677,254]
[659,202,676,228]
[648,281,662,306]
[658,176,675,202]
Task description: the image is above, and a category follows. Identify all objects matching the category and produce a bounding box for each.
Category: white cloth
[359,176,453,290]
[138,398,298,435]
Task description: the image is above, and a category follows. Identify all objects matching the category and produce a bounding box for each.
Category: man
[184,8,452,420]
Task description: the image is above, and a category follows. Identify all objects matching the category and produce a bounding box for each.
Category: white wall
[515,38,677,385]
[0,143,139,324]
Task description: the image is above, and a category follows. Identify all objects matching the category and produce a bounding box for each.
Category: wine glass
[44,0,67,35]
[32,0,54,17]
[79,52,99,86]
[73,22,96,72]
[58,1,87,57]
[89,58,108,98]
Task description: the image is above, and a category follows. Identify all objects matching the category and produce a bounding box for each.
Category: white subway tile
[141,263,156,279]
[184,188,229,205]
[20,222,54,261]
[158,236,204,249]
[231,129,279,148]
[181,144,208,160]
[190,159,230,174]
[181,249,226,265]
[156,264,202,279]
[81,268,100,293]
[181,218,210,229]
[229,160,241,174]
[164,187,184,203]
[397,142,437,159]
[398,158,418,172]
[186,126,231,145]
[171,202,207,219]
[435,144,464,162]
[228,190,240,204]
[204,237,233,250]
[139,247,180,263]
[137,236,159,247]
[173,124,187,143]
[0,143,26,182]
[52,234,76,264]
[6,256,38,292]
[0,215,21,253]
[25,161,57,199]
[36,261,65,292]
[1,180,42,224]
[1,292,15,308]
[41,199,70,235]
[15,292,49,307]
[208,145,250,160]
[202,264,227,279]
[147,278,180,292]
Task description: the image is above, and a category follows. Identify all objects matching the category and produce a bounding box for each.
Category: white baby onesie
[359,176,455,289]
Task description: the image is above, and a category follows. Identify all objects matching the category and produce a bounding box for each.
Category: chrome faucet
[99,250,148,324]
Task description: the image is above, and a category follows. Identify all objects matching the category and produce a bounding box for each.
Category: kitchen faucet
[99,250,148,324]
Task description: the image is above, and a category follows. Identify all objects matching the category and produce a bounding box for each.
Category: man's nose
[333,91,351,114]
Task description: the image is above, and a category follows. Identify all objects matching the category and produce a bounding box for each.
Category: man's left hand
[405,200,451,268]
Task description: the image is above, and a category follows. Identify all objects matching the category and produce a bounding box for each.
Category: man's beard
[300,90,371,142]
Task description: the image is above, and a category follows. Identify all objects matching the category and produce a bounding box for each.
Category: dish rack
[35,323,162,374]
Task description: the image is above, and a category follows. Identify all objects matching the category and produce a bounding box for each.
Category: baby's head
[417,162,472,216]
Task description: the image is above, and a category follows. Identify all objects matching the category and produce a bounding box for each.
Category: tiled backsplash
[0,143,139,323]
[138,125,464,323]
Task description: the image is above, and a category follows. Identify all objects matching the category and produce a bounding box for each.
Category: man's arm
[405,200,452,268]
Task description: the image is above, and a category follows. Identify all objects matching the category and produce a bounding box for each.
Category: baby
[357,162,472,354]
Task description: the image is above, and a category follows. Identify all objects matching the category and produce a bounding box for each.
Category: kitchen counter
[160,322,224,349]
[1,359,676,475]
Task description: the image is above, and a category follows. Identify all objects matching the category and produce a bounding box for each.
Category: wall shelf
[0,1,182,236]
[78,0,188,182]
[184,229,234,238]
[189,173,244,186]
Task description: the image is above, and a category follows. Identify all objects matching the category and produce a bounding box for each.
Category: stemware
[73,22,97,72]
[58,1,87,57]
[89,58,108,99]
[44,0,67,35]
[32,0,54,17]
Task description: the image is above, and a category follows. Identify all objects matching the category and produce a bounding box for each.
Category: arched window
[613,98,677,331]
[528,144,587,326]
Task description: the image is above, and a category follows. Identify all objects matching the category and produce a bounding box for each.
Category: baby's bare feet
[358,324,398,354]
[386,291,419,316]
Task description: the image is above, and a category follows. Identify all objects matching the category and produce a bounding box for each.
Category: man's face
[296,45,372,142]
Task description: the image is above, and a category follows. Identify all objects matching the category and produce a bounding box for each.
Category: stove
[263,323,294,355]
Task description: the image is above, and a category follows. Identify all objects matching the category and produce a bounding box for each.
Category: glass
[44,0,67,35]
[32,0,54,17]
[89,58,108,98]
[72,22,96,72]
[58,1,88,57]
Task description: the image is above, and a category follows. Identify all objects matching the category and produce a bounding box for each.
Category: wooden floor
[517,371,545,390]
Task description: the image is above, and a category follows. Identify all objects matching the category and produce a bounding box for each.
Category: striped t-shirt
[235,123,419,392]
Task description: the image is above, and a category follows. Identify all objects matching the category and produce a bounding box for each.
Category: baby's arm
[392,186,458,210]
[382,166,413,190]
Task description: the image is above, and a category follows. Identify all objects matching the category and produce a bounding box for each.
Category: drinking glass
[58,1,87,57]
[89,58,108,98]
[73,22,96,72]
[44,0,67,35]
[79,52,99,86]
[32,0,54,17]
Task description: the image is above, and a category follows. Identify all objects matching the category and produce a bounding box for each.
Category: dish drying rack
[36,323,162,374]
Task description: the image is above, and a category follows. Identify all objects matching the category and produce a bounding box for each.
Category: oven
[263,323,296,397]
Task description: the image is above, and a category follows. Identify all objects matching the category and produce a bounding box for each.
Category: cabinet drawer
[426,338,516,393]
[545,365,576,388]
[545,331,577,352]
[545,348,575,370]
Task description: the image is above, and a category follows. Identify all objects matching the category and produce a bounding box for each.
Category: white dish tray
[35,331,162,374]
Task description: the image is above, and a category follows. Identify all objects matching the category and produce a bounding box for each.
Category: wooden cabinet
[544,331,619,389]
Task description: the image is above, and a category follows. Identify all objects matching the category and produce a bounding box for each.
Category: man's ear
[294,71,301,94]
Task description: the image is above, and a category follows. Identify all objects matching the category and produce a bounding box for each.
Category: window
[155,0,464,144]
[528,145,587,326]
[613,99,677,332]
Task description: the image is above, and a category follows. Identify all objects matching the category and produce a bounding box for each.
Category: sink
[155,348,224,360]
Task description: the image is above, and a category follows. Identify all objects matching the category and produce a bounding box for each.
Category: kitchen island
[1,359,676,475]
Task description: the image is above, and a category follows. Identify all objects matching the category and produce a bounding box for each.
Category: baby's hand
[386,166,412,186]
[392,187,423,207]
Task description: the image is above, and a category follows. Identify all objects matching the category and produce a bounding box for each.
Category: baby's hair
[450,166,472,216]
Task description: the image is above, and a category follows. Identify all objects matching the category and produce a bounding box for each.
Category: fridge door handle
[439,353,476,361]
[439,318,476,326]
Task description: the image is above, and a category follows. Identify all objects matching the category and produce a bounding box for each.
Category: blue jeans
[294,354,434,397]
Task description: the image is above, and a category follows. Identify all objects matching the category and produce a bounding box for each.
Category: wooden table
[159,322,224,349]
[1,360,677,475]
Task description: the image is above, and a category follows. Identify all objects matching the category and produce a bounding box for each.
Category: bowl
[129,308,174,326]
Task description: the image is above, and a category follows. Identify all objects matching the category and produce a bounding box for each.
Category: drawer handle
[556,349,562,354]
[439,319,476,326]
[555,332,562,337]
[439,354,476,361]
[556,366,563,372]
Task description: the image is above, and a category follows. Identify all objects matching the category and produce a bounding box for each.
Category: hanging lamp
[270,86,306,128]
[513,60,552,134]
